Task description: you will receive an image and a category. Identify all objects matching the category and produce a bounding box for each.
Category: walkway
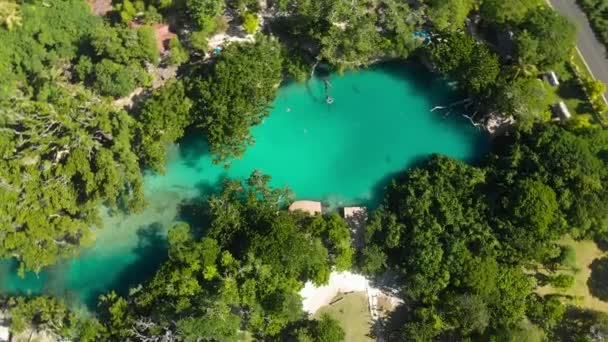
[549,0,608,100]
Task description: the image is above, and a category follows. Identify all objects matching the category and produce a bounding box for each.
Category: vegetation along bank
[1,0,608,340]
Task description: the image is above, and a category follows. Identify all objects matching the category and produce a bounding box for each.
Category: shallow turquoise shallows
[0,62,487,310]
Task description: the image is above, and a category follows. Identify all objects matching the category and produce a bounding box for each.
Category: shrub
[93,59,149,97]
[167,37,189,65]
[559,245,579,272]
[243,12,258,34]
[190,30,209,52]
[549,274,575,290]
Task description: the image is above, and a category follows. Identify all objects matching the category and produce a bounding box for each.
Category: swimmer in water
[286,107,291,112]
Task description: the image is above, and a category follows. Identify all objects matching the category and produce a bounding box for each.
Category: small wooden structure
[289,200,322,215]
[553,101,572,121]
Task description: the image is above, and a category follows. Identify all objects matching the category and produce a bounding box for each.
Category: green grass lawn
[314,292,374,342]
[551,50,607,126]
[537,237,608,313]
[237,331,253,342]
[571,50,595,80]
[551,58,594,118]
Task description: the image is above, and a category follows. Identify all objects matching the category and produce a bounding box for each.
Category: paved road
[549,0,608,99]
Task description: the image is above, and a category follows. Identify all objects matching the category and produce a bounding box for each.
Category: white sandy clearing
[11,329,56,342]
[301,271,404,320]
[289,200,322,215]
[112,64,177,109]
[0,325,7,342]
[300,271,368,314]
[207,32,255,52]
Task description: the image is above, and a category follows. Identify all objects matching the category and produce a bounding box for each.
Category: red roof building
[129,22,177,54]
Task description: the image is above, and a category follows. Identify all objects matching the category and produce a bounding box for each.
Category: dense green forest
[360,124,608,340]
[2,0,608,340]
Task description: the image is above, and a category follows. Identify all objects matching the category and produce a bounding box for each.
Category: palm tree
[0,0,22,31]
[511,61,538,80]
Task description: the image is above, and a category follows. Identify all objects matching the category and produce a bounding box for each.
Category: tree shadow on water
[176,127,211,169]
[588,257,608,302]
[362,154,436,209]
[86,224,168,308]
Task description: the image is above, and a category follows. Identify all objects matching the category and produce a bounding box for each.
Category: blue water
[0,62,487,310]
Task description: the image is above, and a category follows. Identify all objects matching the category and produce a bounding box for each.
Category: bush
[558,245,579,272]
[242,12,258,34]
[93,59,149,97]
[190,30,209,52]
[137,26,161,65]
[167,37,189,65]
[549,274,575,290]
[589,257,608,300]
[283,50,310,82]
[74,55,94,82]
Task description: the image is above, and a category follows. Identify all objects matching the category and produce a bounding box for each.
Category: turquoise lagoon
[0,62,487,309]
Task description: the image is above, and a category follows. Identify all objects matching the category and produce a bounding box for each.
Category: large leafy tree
[8,295,105,341]
[0,85,145,274]
[90,59,150,98]
[426,0,475,32]
[0,0,21,30]
[487,125,608,240]
[80,24,158,97]
[362,155,491,301]
[272,0,418,70]
[189,36,283,163]
[481,0,543,26]
[359,124,608,339]
[516,7,576,68]
[187,0,225,30]
[103,172,352,340]
[491,77,552,128]
[134,80,193,173]
[319,15,384,69]
[0,0,103,99]
[428,32,500,95]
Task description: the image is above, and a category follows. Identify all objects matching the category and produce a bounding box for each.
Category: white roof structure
[547,71,560,86]
[554,101,572,120]
[0,325,8,342]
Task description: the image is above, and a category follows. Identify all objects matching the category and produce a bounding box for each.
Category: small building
[289,200,322,215]
[546,71,560,86]
[553,101,572,121]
